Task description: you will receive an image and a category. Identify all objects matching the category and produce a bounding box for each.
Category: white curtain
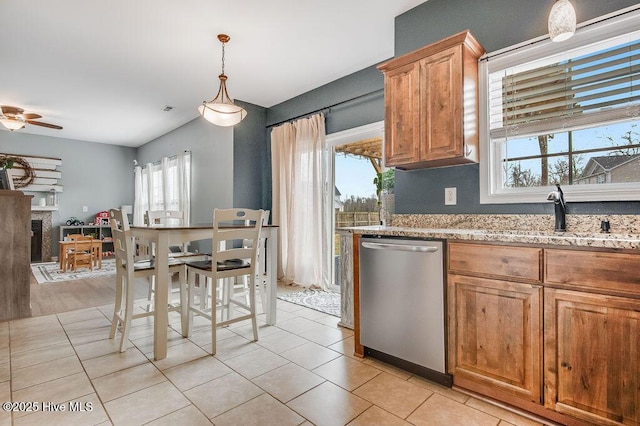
[133,151,191,226]
[271,114,331,290]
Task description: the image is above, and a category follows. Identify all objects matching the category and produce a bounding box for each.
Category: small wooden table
[59,240,102,272]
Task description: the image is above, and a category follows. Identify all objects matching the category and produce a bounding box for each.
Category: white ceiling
[0,0,427,147]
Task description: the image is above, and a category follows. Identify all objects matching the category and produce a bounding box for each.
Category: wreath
[0,155,36,188]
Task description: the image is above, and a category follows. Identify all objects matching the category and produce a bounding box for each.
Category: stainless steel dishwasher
[359,236,452,386]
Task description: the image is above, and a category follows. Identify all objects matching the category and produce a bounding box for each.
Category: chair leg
[145,276,154,312]
[119,273,135,353]
[222,278,234,321]
[211,278,218,355]
[110,272,123,339]
[196,275,205,309]
[186,269,196,337]
[179,265,188,337]
[249,275,258,342]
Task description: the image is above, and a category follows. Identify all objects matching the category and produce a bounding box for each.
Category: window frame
[479,6,640,204]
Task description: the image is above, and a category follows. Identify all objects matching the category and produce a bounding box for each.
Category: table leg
[59,244,66,272]
[153,232,170,360]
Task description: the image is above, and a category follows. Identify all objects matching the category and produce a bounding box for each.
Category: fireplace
[31,220,43,262]
[30,210,53,262]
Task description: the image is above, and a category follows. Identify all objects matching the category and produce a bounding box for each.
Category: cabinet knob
[561,361,573,371]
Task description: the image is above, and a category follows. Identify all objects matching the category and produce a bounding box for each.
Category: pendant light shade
[548,0,577,42]
[199,34,247,127]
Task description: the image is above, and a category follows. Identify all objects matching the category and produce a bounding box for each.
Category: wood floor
[29,273,146,317]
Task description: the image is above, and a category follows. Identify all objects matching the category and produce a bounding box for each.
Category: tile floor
[1,291,551,426]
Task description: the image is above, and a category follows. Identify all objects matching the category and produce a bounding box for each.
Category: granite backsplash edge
[390,214,640,234]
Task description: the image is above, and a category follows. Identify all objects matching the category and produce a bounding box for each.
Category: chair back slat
[145,210,185,226]
[109,209,136,275]
[67,237,95,270]
[212,208,266,273]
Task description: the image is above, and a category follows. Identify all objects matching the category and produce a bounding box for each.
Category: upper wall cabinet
[378,31,484,170]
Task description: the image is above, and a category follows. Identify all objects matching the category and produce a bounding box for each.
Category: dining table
[130,223,279,360]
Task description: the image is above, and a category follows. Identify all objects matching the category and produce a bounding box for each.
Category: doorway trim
[326,121,384,291]
[326,121,384,148]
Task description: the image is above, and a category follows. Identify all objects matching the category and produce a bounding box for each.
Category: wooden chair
[143,209,197,310]
[145,210,191,256]
[183,208,267,354]
[66,235,95,271]
[61,233,86,271]
[108,208,187,352]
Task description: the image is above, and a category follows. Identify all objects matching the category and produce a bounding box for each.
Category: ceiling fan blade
[21,113,42,120]
[1,105,23,116]
[26,120,63,130]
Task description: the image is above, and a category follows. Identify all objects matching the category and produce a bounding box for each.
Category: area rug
[277,289,341,317]
[31,259,116,284]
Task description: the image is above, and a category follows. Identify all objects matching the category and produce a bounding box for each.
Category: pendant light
[548,0,577,42]
[198,34,247,127]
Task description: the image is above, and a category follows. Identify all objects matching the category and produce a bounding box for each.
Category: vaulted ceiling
[0,0,426,146]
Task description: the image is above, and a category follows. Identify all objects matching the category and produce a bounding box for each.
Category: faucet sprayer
[547,184,566,232]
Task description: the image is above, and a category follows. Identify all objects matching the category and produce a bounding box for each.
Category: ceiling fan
[0,105,63,131]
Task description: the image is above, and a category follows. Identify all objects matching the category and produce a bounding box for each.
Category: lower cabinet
[448,274,543,403]
[448,241,640,425]
[545,288,640,426]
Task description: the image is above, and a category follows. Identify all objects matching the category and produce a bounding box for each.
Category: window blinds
[489,35,640,140]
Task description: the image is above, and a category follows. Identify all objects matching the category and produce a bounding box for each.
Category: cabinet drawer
[544,249,640,297]
[449,242,542,283]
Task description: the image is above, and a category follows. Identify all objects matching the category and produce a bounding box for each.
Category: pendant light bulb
[548,0,577,42]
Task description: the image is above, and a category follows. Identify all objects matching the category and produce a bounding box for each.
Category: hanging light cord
[220,39,226,76]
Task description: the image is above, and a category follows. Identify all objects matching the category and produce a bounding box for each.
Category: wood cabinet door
[420,45,463,162]
[448,274,543,403]
[545,288,640,425]
[383,61,421,166]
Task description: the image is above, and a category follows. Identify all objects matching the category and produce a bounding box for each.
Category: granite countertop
[342,225,640,250]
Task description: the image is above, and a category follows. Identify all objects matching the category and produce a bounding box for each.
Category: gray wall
[233,101,270,214]
[136,115,234,225]
[267,65,385,135]
[137,101,269,223]
[266,0,640,216]
[0,131,136,256]
[136,101,268,251]
[392,0,640,215]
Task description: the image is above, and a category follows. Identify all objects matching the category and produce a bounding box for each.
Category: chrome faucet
[547,184,566,232]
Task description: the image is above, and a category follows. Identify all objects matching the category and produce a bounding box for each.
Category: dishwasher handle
[361,241,439,253]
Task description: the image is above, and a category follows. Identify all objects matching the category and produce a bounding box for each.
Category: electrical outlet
[445,187,457,206]
[82,205,88,212]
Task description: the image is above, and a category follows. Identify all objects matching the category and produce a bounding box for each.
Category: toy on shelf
[66,217,84,226]
[95,211,110,226]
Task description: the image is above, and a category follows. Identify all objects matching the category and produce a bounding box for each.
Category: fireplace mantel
[31,206,59,212]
